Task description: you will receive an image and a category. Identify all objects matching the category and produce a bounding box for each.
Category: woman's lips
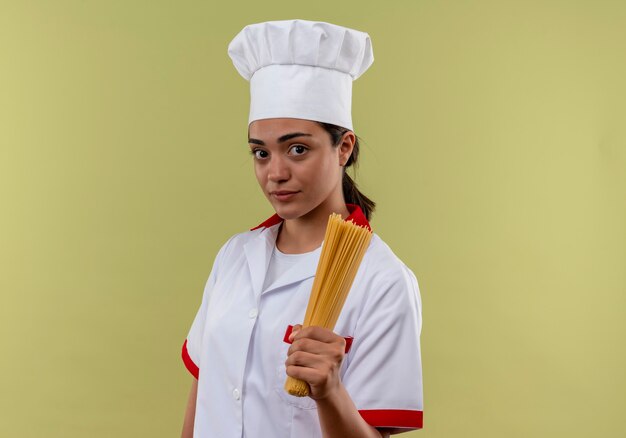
[271,191,299,201]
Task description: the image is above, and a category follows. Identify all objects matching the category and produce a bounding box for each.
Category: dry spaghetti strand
[284,213,373,397]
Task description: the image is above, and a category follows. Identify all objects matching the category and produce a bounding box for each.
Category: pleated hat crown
[227,19,374,131]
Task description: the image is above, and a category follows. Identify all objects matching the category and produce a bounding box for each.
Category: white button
[248,308,258,318]
[233,388,240,400]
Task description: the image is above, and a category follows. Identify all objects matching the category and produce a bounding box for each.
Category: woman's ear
[338,131,356,166]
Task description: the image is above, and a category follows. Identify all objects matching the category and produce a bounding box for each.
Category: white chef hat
[227,19,374,131]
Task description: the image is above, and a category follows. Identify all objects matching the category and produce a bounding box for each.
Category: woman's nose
[267,156,290,182]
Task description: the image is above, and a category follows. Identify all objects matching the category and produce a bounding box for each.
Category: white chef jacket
[182,204,423,437]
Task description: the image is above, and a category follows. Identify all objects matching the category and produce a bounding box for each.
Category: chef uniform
[182,19,424,437]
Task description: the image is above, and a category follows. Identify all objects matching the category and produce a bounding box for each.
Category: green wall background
[1,1,624,436]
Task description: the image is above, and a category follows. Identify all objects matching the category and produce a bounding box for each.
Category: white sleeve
[181,234,237,379]
[342,263,424,433]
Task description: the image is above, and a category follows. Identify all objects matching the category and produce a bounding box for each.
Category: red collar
[251,203,371,231]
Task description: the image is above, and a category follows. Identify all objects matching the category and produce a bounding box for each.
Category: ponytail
[317,122,376,222]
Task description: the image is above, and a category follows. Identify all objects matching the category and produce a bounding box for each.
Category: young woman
[181,20,423,437]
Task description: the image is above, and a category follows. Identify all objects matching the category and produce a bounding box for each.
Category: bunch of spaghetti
[284,212,373,397]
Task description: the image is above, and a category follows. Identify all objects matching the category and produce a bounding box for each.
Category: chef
[180,19,424,438]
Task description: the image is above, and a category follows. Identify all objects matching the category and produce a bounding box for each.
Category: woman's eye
[251,149,268,159]
[289,145,308,156]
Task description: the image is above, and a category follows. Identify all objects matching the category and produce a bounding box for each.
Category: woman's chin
[272,202,304,220]
[273,208,298,220]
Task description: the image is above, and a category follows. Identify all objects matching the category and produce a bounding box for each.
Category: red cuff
[181,339,199,379]
[359,409,423,430]
[283,325,353,353]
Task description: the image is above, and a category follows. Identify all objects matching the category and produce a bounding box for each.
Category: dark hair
[316,122,376,221]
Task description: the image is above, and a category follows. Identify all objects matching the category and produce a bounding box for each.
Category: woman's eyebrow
[248,132,312,146]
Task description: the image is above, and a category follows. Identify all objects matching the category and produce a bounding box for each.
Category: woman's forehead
[248,118,321,137]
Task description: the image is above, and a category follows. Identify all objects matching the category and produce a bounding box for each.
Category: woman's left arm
[286,325,390,438]
[316,385,391,438]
